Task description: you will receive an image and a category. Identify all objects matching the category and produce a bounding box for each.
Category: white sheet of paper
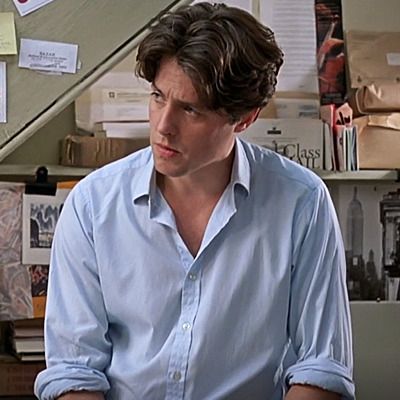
[13,0,56,17]
[260,0,319,93]
[18,38,78,74]
[0,61,6,123]
[191,0,253,13]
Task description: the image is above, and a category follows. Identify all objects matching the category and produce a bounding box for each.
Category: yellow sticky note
[0,12,18,55]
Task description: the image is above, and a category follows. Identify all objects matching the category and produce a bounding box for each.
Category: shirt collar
[231,138,250,195]
[131,150,155,203]
[131,138,251,204]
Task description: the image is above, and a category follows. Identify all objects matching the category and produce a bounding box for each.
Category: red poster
[315,0,347,105]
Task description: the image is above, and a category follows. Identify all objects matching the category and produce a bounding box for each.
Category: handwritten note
[0,13,17,55]
[19,38,78,74]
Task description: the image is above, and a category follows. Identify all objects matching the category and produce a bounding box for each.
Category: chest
[172,201,216,256]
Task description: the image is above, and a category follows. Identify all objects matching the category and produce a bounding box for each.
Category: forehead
[153,57,201,103]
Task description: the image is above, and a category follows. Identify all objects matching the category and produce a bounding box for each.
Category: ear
[233,108,261,133]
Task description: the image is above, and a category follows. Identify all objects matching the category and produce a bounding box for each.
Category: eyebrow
[151,83,206,111]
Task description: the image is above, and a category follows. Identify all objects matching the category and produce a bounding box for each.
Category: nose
[156,103,176,137]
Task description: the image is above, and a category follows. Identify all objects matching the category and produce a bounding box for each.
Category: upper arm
[35,184,111,398]
[285,184,354,398]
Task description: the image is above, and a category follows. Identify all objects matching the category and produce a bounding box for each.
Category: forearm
[57,391,104,400]
[285,384,341,400]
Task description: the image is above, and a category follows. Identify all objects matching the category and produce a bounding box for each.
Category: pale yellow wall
[5,0,400,164]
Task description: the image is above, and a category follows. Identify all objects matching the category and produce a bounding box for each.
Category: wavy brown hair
[135,2,284,122]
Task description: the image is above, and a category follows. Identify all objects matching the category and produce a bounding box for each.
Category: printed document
[260,0,319,93]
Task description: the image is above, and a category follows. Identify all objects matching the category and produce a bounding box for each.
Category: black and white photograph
[22,189,71,265]
[331,183,400,301]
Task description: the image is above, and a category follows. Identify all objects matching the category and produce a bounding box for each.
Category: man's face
[149,57,240,181]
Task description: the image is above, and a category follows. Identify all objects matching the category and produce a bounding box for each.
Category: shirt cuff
[284,358,355,399]
[34,364,110,400]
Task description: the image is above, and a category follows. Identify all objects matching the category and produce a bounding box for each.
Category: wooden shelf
[0,164,93,179]
[315,169,399,181]
[0,165,398,182]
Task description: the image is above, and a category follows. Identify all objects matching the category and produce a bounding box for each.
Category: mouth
[155,143,180,158]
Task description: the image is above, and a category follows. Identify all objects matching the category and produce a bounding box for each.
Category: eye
[150,91,162,102]
[183,105,199,115]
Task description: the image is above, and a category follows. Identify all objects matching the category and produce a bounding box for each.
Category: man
[35,2,354,399]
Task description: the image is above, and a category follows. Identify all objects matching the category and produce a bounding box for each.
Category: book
[13,337,44,354]
[13,318,44,338]
[320,103,336,171]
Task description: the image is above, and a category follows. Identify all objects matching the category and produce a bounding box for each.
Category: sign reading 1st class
[269,140,322,169]
[241,118,325,170]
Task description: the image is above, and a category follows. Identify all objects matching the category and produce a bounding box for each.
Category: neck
[158,150,235,200]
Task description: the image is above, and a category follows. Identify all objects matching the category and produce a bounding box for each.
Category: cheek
[148,105,159,130]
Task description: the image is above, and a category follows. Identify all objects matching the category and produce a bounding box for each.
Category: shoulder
[240,139,325,194]
[68,146,152,205]
[79,146,151,185]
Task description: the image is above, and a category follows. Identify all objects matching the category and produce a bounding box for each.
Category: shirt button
[188,273,197,281]
[172,371,182,381]
[182,322,191,331]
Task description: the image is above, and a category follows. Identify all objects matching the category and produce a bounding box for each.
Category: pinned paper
[13,0,56,17]
[0,13,18,55]
[18,38,78,74]
[0,62,6,123]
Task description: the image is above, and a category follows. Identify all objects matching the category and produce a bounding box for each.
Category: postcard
[0,61,6,123]
[13,0,56,17]
[18,38,78,74]
[0,13,17,55]
[22,188,71,265]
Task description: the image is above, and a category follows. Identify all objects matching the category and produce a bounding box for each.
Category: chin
[154,162,186,179]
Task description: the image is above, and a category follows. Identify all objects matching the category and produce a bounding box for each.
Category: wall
[3,1,400,399]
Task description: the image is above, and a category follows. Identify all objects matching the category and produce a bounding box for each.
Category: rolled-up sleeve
[34,183,111,400]
[285,183,355,399]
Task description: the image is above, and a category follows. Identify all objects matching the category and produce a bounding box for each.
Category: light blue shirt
[35,138,354,400]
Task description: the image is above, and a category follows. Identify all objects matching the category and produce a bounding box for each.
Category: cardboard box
[354,113,400,169]
[75,87,150,133]
[75,57,151,132]
[241,118,327,169]
[60,135,149,168]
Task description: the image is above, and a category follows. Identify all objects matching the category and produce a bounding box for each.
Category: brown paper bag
[354,113,400,169]
[346,31,400,89]
[349,83,400,115]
